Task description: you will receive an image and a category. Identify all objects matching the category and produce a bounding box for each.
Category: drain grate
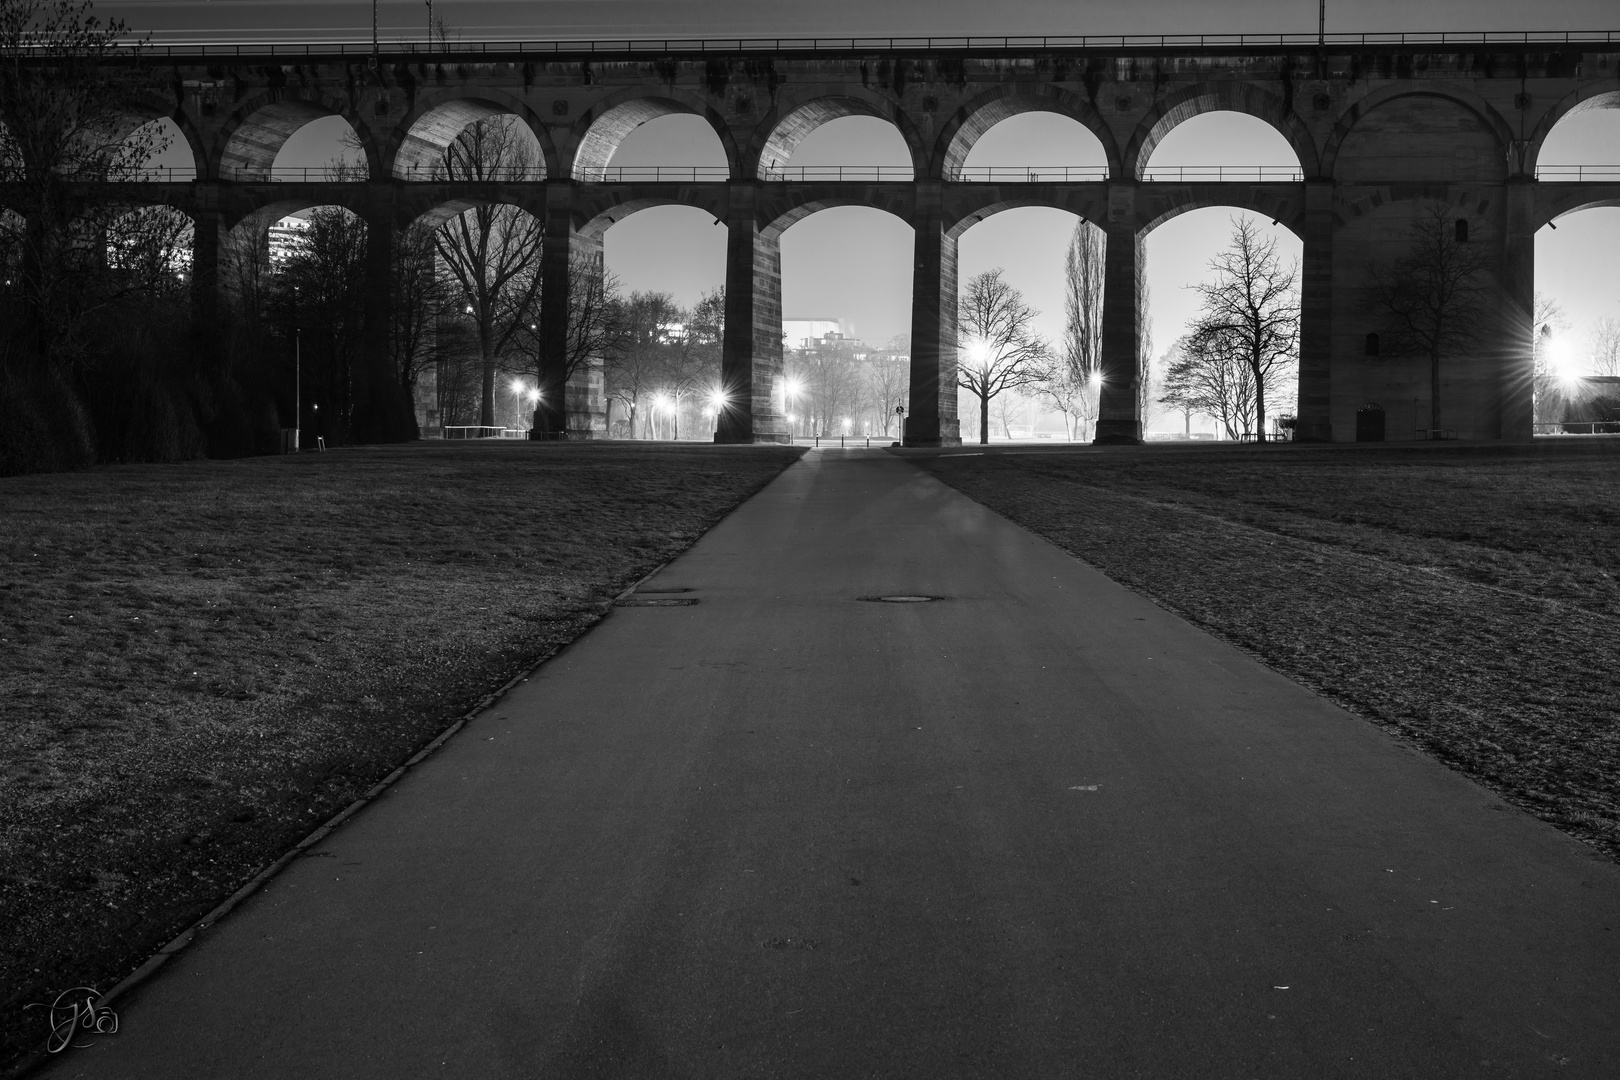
[857,595,946,603]
[615,598,700,608]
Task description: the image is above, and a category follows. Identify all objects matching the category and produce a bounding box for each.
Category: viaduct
[18,33,1620,444]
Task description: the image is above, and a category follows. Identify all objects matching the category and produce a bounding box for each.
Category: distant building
[783,318,852,349]
[267,217,310,265]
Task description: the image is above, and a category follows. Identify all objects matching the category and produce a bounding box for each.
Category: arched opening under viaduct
[602,111,729,182]
[1142,205,1303,440]
[1535,204,1620,431]
[126,117,197,180]
[773,204,912,439]
[222,101,375,182]
[396,99,545,180]
[957,112,1107,183]
[1141,110,1303,182]
[953,205,1092,442]
[1532,89,1620,180]
[574,98,727,182]
[759,103,917,181]
[596,200,728,439]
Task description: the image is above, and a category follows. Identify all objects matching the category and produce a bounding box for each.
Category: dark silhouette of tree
[273,209,369,441]
[431,115,544,427]
[390,221,450,431]
[1186,218,1299,442]
[1363,202,1490,436]
[1041,221,1104,440]
[605,291,679,438]
[957,269,1053,445]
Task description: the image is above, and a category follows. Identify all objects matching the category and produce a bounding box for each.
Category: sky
[125,0,1620,411]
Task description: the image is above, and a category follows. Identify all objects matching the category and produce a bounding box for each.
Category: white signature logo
[25,986,119,1053]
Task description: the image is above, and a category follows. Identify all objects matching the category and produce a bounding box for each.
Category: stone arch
[1332,185,1498,229]
[399,189,548,233]
[749,90,927,180]
[758,187,918,238]
[1536,190,1620,231]
[1525,83,1620,175]
[943,190,1107,239]
[1127,81,1320,179]
[217,92,380,182]
[570,89,736,181]
[935,84,1120,180]
[1138,185,1308,237]
[1322,85,1513,180]
[391,89,556,180]
[109,94,207,179]
[224,195,373,238]
[575,188,729,239]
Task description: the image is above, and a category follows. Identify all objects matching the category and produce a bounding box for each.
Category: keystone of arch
[216,89,382,182]
[748,88,928,181]
[1126,81,1321,180]
[389,89,558,180]
[1522,82,1620,176]
[933,84,1121,181]
[1320,82,1514,180]
[570,87,738,181]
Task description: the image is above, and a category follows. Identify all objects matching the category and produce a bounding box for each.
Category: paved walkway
[46,449,1620,1079]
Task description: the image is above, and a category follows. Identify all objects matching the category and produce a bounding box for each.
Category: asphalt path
[43,448,1620,1079]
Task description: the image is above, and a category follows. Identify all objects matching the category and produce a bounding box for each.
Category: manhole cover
[615,598,699,608]
[857,595,945,603]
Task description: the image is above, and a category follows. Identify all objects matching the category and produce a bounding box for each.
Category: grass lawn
[913,440,1620,866]
[0,440,803,1066]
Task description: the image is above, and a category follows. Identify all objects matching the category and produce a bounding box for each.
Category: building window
[1455,218,1469,243]
[1365,332,1380,356]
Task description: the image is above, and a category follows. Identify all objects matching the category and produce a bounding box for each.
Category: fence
[442,425,529,439]
[1533,421,1620,435]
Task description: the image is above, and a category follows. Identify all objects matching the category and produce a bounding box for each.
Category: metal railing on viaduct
[5,33,1617,444]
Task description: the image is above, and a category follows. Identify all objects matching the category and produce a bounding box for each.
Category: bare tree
[390,221,450,429]
[1363,201,1491,436]
[957,269,1053,445]
[1160,331,1256,440]
[1036,221,1105,441]
[659,290,723,439]
[273,208,369,441]
[431,115,544,426]
[0,0,175,367]
[605,291,679,437]
[1187,218,1299,441]
[1135,234,1155,428]
[864,337,909,436]
[1589,317,1620,378]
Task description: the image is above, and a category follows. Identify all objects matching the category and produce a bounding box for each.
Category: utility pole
[426,0,432,46]
[370,0,379,66]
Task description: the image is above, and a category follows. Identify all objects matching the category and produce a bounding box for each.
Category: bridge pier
[716,185,790,444]
[904,191,962,448]
[535,187,608,439]
[1095,221,1144,445]
[1499,180,1537,442]
[1297,181,1335,442]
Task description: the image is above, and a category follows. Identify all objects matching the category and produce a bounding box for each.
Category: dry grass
[0,440,803,1066]
[914,441,1620,864]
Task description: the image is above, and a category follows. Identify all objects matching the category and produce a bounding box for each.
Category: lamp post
[894,403,905,443]
[294,328,301,452]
